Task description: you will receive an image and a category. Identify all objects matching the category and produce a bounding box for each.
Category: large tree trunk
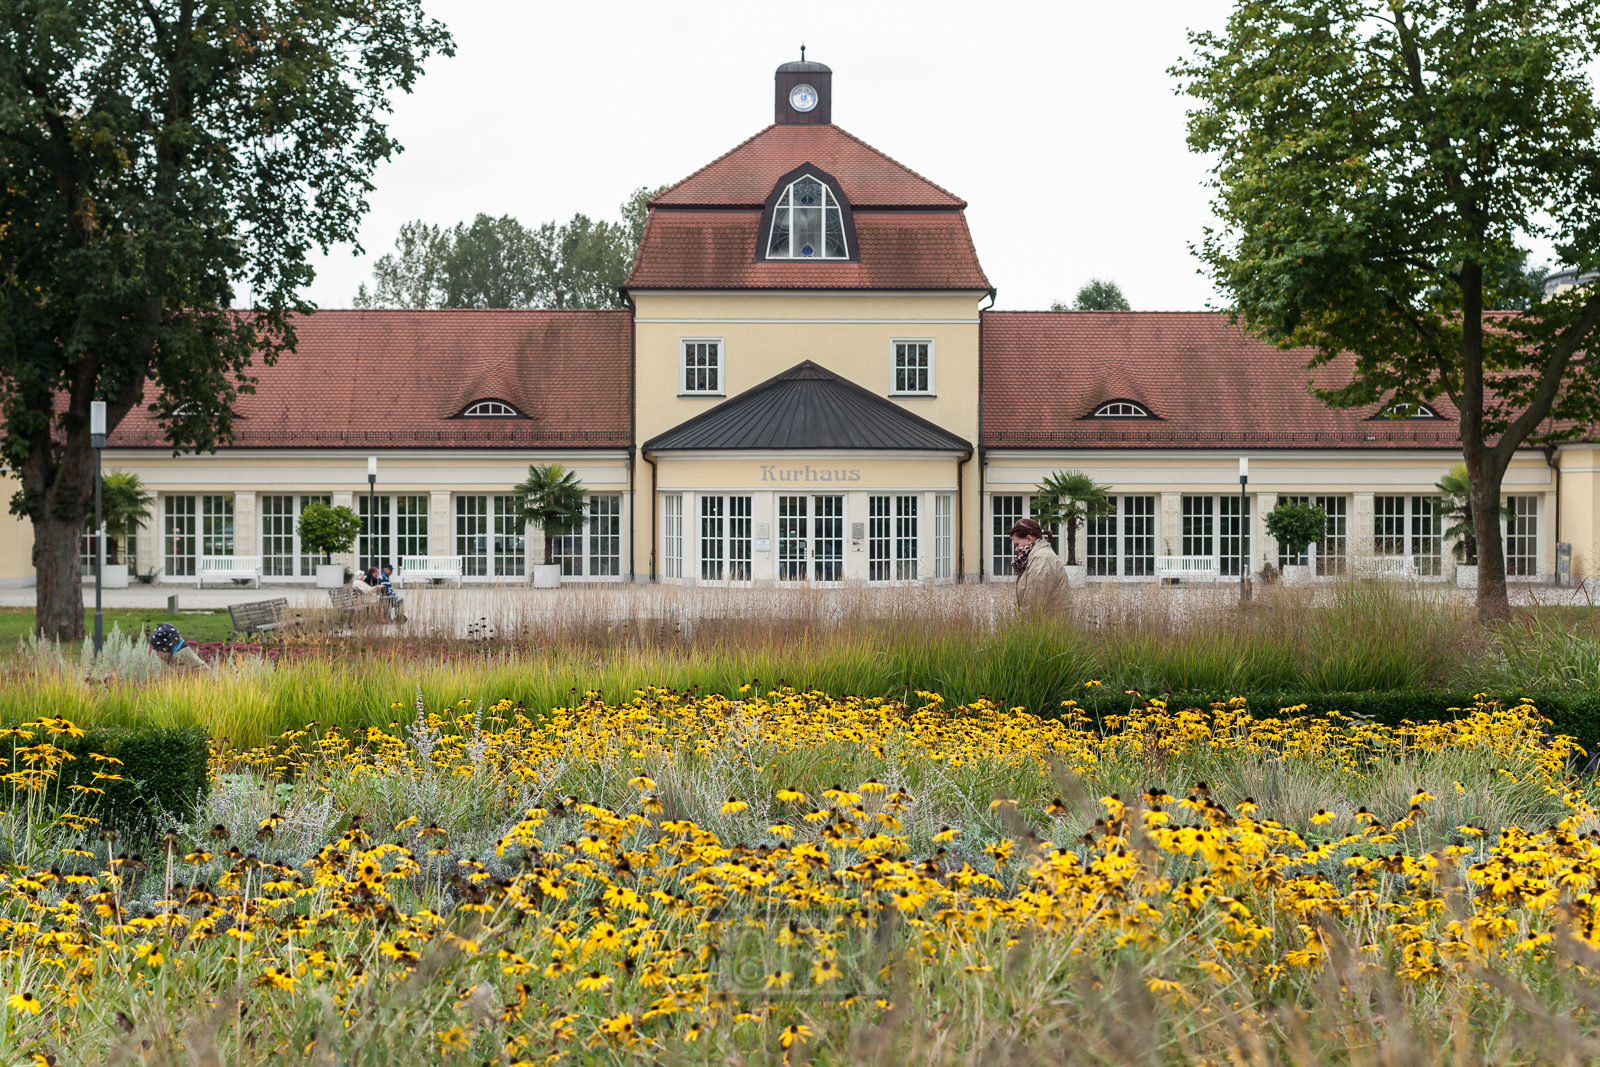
[33,514,85,640]
[1464,446,1510,620]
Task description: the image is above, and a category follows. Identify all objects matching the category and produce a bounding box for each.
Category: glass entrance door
[778,495,844,581]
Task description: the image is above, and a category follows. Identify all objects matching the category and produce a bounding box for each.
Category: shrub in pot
[298,503,360,586]
[1266,501,1327,580]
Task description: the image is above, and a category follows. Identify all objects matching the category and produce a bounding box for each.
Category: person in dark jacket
[379,563,406,622]
[149,622,209,671]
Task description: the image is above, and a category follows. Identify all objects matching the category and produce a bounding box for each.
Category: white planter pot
[1456,564,1478,589]
[1063,563,1086,588]
[531,564,562,589]
[101,563,129,589]
[316,564,345,589]
[1281,564,1313,585]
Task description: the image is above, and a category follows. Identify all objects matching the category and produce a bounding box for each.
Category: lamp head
[1238,457,1249,480]
[367,456,377,479]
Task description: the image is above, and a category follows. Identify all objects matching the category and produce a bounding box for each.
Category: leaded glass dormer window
[766,174,849,259]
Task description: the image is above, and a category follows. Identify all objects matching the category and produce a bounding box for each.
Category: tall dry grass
[2,576,1582,747]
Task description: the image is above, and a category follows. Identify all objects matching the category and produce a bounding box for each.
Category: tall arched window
[766,173,849,259]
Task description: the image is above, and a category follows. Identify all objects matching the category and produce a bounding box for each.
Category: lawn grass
[0,605,237,649]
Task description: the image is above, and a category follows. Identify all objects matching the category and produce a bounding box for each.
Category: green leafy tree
[1,0,452,638]
[1051,278,1131,312]
[1265,502,1329,562]
[354,186,666,310]
[1031,471,1113,566]
[297,503,361,558]
[93,470,153,566]
[1435,463,1514,564]
[1175,1,1600,618]
[514,463,588,566]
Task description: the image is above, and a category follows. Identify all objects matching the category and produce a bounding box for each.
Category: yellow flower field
[3,690,1599,1065]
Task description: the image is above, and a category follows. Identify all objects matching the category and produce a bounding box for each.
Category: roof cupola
[775,52,832,126]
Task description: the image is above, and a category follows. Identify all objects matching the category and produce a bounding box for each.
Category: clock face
[789,84,818,113]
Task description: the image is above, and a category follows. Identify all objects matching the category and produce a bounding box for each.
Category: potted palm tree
[94,470,154,589]
[514,463,588,588]
[298,502,361,588]
[1032,470,1114,586]
[1265,501,1327,584]
[1436,463,1512,588]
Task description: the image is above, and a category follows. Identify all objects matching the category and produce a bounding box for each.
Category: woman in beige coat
[1010,518,1068,613]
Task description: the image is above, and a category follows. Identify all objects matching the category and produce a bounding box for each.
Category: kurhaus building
[0,60,1586,589]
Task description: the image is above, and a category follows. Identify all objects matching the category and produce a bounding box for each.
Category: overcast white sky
[303,0,1242,312]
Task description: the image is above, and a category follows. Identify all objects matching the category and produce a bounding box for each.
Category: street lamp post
[90,401,106,654]
[1238,457,1249,603]
[367,456,377,575]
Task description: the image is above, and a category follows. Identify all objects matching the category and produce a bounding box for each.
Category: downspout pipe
[644,449,658,583]
[1543,442,1561,558]
[975,287,996,583]
[956,448,971,581]
[624,288,638,584]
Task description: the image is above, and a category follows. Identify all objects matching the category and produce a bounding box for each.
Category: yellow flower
[722,797,749,814]
[438,1024,469,1049]
[576,970,613,992]
[775,787,807,803]
[811,958,841,984]
[7,991,42,1015]
[780,1023,813,1049]
[765,970,792,989]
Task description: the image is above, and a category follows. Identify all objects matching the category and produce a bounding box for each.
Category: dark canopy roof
[642,361,972,452]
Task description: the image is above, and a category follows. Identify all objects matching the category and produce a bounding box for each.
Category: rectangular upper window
[891,340,934,395]
[681,339,723,395]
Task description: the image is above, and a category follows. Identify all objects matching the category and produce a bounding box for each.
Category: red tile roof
[652,125,964,208]
[625,211,991,291]
[981,311,1472,449]
[106,310,632,449]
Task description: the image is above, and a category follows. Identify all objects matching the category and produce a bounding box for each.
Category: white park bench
[1155,556,1218,582]
[399,555,464,587]
[1353,555,1416,579]
[199,556,262,588]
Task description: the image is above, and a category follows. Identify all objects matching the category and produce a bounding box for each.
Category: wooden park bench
[1154,556,1219,583]
[227,598,301,639]
[328,585,397,626]
[200,555,262,588]
[398,555,464,587]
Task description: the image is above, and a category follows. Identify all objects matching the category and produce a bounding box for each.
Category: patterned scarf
[1012,539,1036,577]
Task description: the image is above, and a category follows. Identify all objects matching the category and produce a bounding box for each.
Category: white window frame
[551,494,625,581]
[1505,495,1539,577]
[889,339,936,396]
[765,173,850,260]
[680,338,725,396]
[461,400,520,417]
[1092,400,1153,418]
[663,495,683,580]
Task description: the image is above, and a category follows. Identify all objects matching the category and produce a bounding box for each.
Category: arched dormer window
[1090,400,1154,419]
[1373,401,1439,420]
[459,400,522,418]
[758,164,857,262]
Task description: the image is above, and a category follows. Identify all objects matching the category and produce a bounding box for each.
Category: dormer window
[1376,402,1439,419]
[1090,400,1153,418]
[760,166,855,261]
[460,400,521,418]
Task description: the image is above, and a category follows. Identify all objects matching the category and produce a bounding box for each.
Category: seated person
[378,564,406,619]
[149,622,210,671]
[349,572,382,606]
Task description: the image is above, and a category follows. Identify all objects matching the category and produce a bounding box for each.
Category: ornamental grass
[4,690,1600,1063]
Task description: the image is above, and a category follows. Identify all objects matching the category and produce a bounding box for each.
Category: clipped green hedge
[1,724,210,826]
[1060,688,1600,750]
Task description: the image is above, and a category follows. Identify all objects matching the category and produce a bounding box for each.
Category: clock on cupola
[774,50,832,125]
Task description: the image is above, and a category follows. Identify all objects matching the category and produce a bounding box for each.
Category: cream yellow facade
[632,290,981,583]
[982,449,1566,582]
[0,450,631,587]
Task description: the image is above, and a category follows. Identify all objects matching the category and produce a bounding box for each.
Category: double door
[777,495,844,581]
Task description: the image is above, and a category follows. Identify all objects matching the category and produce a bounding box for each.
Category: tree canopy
[1052,278,1131,312]
[1175,0,1600,616]
[353,186,665,309]
[0,0,452,637]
